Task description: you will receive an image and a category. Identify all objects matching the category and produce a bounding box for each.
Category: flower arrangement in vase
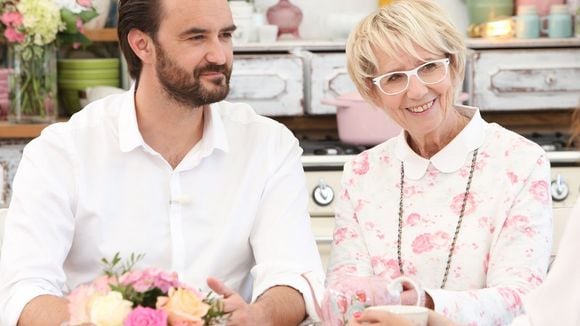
[0,0,98,123]
[66,253,226,326]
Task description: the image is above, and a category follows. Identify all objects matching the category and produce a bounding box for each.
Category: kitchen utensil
[321,92,401,146]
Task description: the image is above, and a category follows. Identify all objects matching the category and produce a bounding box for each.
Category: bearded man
[0,0,324,325]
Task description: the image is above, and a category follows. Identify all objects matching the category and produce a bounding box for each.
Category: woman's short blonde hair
[346,0,466,102]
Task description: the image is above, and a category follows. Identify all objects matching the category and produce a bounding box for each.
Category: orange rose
[156,288,210,326]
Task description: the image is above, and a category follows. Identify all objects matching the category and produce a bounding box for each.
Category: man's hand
[207,277,266,326]
[207,277,306,326]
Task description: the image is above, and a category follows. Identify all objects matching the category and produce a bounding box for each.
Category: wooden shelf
[0,122,49,139]
[85,28,118,42]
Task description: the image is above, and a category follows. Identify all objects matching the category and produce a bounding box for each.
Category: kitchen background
[0,0,579,267]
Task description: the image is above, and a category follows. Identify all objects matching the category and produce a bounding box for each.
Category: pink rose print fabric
[327,110,552,326]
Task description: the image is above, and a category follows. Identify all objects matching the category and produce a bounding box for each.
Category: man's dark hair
[117,0,164,81]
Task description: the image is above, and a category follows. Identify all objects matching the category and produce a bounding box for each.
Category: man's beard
[154,43,232,108]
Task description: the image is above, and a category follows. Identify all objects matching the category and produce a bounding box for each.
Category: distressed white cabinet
[227,53,305,116]
[308,52,357,114]
[0,141,26,208]
[466,39,580,111]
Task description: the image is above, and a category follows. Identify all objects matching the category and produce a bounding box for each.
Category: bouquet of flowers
[66,253,226,326]
[0,0,98,121]
[1,0,98,52]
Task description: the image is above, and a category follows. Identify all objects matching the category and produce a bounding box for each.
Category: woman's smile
[406,98,436,114]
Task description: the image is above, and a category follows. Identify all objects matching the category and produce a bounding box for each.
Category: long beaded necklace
[397,148,478,289]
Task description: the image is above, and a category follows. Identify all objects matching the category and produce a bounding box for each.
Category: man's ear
[127,28,155,64]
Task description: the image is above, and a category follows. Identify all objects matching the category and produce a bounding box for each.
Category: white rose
[89,291,133,326]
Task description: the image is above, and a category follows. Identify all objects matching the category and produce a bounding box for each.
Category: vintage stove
[301,136,580,270]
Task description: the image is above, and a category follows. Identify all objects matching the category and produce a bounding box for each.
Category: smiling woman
[326,1,553,325]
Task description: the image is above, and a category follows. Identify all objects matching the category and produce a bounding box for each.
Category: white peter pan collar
[394,105,486,180]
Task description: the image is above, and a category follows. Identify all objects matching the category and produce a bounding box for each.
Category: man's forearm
[18,295,69,326]
[253,285,306,326]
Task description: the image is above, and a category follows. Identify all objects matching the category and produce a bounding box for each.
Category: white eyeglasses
[372,58,450,96]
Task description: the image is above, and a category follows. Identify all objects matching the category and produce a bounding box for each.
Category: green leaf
[79,8,99,23]
[58,33,92,48]
[60,9,80,34]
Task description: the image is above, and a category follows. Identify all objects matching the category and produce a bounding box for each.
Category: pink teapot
[303,273,422,326]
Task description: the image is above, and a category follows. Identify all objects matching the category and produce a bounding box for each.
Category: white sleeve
[248,127,325,321]
[0,127,77,326]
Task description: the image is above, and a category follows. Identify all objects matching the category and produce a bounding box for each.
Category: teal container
[467,0,514,25]
[543,4,573,38]
[516,5,540,38]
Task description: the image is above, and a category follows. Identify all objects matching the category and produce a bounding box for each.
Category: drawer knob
[545,75,556,86]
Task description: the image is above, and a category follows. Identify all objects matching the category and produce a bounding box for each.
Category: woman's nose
[405,75,428,99]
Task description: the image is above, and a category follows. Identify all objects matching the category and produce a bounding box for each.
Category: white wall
[253,0,469,40]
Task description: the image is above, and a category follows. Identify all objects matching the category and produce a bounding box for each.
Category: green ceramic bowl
[58,78,120,90]
[59,69,119,80]
[57,58,120,70]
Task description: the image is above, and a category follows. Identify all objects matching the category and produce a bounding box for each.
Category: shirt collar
[394,105,486,180]
[118,84,142,152]
[118,85,229,154]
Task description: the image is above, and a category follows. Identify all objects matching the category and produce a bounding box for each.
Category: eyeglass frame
[371,58,451,96]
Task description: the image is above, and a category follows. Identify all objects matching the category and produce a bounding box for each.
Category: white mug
[366,305,429,326]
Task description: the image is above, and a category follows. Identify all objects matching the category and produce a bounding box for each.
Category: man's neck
[134,82,205,169]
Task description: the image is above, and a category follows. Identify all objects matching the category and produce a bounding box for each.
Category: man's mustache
[195,64,229,77]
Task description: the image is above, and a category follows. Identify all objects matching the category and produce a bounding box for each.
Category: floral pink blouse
[327,106,553,325]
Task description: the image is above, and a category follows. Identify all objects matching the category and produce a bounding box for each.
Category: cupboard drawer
[308,52,357,114]
[227,54,304,116]
[467,48,580,111]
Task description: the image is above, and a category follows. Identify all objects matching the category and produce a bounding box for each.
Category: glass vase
[8,44,58,124]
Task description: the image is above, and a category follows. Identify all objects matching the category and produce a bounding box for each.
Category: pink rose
[4,28,24,43]
[77,0,93,7]
[120,268,181,293]
[124,307,168,326]
[1,11,23,27]
[68,284,96,325]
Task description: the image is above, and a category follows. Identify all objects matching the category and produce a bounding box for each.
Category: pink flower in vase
[4,28,25,43]
[77,0,93,7]
[1,11,23,27]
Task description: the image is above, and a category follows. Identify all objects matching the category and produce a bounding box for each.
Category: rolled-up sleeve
[248,128,325,321]
[0,127,76,326]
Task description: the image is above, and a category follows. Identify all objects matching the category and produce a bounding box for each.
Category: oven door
[305,169,343,271]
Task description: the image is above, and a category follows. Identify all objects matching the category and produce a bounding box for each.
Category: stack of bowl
[58,58,120,115]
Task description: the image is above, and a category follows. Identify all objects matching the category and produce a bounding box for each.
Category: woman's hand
[348,310,413,326]
[347,309,456,326]
[400,281,434,308]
